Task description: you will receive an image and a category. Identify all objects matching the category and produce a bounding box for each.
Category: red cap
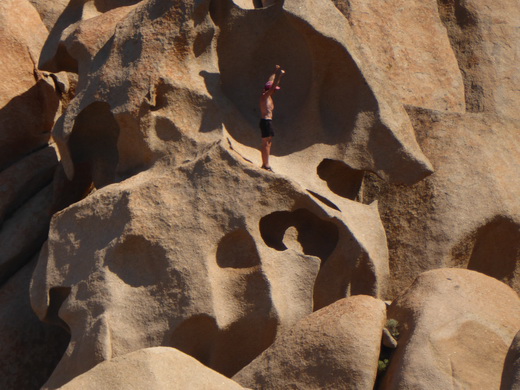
[264,81,281,91]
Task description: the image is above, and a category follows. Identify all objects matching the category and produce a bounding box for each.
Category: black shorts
[259,119,275,138]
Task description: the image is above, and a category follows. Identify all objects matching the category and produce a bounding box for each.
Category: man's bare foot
[261,165,273,172]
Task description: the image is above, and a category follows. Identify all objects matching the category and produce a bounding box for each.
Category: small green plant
[378,358,389,373]
[386,318,400,339]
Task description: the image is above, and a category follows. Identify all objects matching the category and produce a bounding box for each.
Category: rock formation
[0,0,518,388]
[56,347,247,390]
[233,295,387,389]
[380,269,520,389]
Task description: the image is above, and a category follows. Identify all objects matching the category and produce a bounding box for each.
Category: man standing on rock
[259,65,285,171]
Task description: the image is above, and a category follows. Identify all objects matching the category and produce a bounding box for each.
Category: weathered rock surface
[502,331,520,390]
[380,269,520,389]
[31,142,390,389]
[0,0,59,171]
[27,0,69,32]
[365,108,520,297]
[57,347,246,390]
[39,0,144,73]
[234,295,386,389]
[0,257,69,390]
[437,0,520,119]
[332,0,465,112]
[0,0,517,387]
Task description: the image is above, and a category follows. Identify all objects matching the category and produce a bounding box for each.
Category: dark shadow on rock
[68,101,120,189]
[0,258,70,390]
[0,80,59,171]
[467,216,520,283]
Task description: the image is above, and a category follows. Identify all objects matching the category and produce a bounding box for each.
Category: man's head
[264,81,281,92]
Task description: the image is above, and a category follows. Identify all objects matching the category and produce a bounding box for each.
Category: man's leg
[261,137,272,168]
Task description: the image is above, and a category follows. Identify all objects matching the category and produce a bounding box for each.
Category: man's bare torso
[260,94,274,119]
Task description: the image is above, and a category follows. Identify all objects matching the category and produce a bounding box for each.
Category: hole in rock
[259,209,338,262]
[466,216,520,283]
[217,229,261,268]
[317,159,364,201]
[45,287,72,332]
[68,101,120,188]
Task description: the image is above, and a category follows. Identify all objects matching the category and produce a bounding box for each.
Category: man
[259,65,285,171]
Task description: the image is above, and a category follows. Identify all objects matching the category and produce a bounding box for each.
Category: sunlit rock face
[29,0,436,387]
[0,0,515,387]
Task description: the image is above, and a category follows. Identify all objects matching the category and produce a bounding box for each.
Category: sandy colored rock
[57,347,246,390]
[501,331,520,390]
[437,0,520,119]
[0,0,59,170]
[0,257,69,390]
[0,0,511,388]
[31,142,389,389]
[233,295,386,389]
[47,0,432,187]
[39,0,143,73]
[363,108,520,297]
[27,0,69,31]
[332,0,465,112]
[380,269,520,390]
[63,5,139,83]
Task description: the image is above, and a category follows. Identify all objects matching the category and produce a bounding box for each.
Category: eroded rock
[233,295,386,389]
[364,108,520,297]
[57,347,246,390]
[437,0,520,119]
[0,0,59,170]
[332,0,465,112]
[380,269,520,389]
[31,143,389,389]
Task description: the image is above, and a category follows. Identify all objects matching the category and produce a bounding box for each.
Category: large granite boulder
[31,142,390,389]
[0,0,59,171]
[57,347,246,390]
[380,268,520,389]
[234,295,387,389]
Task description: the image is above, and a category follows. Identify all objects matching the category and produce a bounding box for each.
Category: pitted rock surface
[0,0,518,388]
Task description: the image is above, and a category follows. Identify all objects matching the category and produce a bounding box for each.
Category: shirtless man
[259,65,285,171]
